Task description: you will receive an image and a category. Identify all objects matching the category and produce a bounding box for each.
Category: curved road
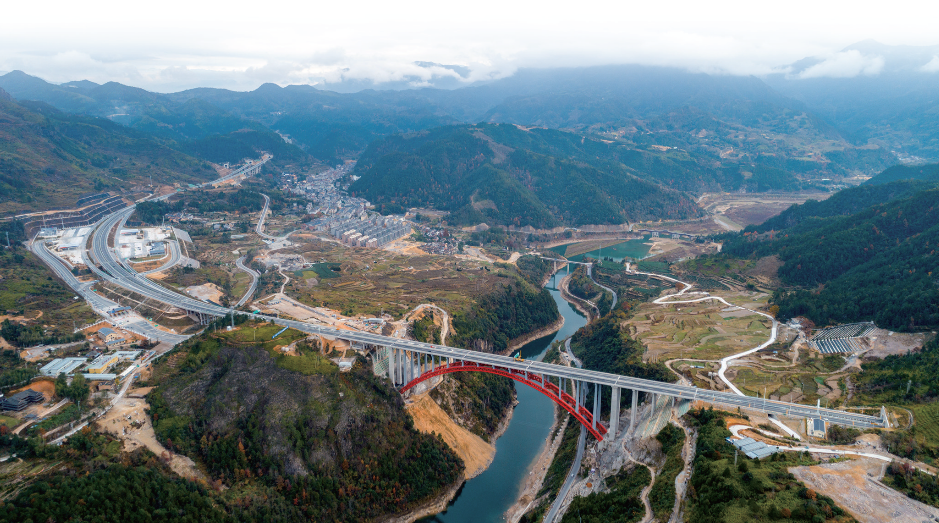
[234,256,260,307]
[53,204,885,431]
[639,270,800,438]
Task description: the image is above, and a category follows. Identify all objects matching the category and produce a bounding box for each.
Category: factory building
[86,354,120,374]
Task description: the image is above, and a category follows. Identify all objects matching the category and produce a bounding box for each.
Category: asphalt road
[234,256,260,307]
[68,204,887,430]
[546,338,588,523]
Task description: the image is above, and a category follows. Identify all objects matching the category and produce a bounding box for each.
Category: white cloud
[920,56,939,72]
[797,50,885,78]
[1,0,938,91]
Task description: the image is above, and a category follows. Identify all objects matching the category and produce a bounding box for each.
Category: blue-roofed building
[807,418,827,438]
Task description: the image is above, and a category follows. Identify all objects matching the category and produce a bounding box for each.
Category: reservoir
[550,237,652,263]
[420,271,587,522]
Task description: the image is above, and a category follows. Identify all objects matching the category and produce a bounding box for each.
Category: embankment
[406,393,496,480]
[504,314,564,355]
[559,274,594,321]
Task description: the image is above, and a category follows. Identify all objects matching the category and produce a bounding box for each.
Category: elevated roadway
[72,205,888,435]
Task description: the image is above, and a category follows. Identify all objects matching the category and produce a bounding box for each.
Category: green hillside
[350,124,705,227]
[147,330,464,522]
[719,180,939,330]
[865,162,939,185]
[0,92,215,214]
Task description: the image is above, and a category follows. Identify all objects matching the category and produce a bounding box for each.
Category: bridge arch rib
[399,361,608,441]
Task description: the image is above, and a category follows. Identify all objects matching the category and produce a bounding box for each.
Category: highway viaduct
[65,204,890,441]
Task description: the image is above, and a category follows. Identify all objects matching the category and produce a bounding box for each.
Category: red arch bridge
[372,344,888,442]
[63,203,886,442]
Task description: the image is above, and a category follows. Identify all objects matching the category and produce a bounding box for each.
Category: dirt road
[791,458,939,522]
[98,393,208,482]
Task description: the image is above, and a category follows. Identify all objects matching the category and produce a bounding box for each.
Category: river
[419,271,588,523]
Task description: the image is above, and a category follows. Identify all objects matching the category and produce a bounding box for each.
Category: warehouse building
[40,357,88,377]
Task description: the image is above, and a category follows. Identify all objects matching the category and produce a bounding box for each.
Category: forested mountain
[719,179,939,330]
[865,162,939,186]
[148,333,464,522]
[1,67,899,178]
[168,84,458,165]
[0,91,215,214]
[349,124,704,227]
[0,72,311,170]
[748,179,931,232]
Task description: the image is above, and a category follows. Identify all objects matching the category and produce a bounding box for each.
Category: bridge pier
[592,383,599,431]
[629,388,638,434]
[574,380,580,412]
[609,386,621,440]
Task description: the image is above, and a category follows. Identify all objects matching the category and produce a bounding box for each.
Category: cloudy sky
[2,0,938,92]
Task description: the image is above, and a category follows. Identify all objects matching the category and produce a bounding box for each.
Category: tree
[68,374,90,404]
[55,372,68,399]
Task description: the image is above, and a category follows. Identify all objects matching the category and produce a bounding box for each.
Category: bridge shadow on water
[419,273,586,523]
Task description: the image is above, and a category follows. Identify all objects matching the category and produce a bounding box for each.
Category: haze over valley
[2,5,939,523]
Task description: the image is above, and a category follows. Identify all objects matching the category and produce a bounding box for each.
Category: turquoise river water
[419,271,587,522]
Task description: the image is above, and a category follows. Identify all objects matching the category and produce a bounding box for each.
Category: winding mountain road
[234,256,260,307]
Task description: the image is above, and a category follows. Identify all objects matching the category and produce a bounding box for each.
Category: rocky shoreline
[377,480,464,523]
[504,315,565,355]
[558,274,595,321]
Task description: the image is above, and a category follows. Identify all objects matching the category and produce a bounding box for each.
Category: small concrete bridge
[539,257,593,276]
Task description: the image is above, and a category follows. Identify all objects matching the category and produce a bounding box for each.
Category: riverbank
[505,314,565,355]
[558,274,595,321]
[504,407,569,522]
[504,274,597,522]
[380,480,465,523]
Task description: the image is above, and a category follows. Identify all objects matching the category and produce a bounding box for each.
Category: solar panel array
[809,322,875,354]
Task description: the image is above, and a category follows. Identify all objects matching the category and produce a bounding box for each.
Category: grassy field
[214,323,307,351]
[910,403,939,449]
[0,414,19,429]
[296,262,342,280]
[276,239,503,319]
[628,297,772,362]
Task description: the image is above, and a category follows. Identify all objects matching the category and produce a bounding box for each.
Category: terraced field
[910,403,939,449]
[627,297,772,362]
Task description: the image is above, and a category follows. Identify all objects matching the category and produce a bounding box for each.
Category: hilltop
[0,91,216,214]
[717,177,939,330]
[349,124,706,228]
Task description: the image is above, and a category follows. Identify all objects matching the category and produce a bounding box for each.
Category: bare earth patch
[406,393,495,480]
[97,394,208,483]
[790,458,939,523]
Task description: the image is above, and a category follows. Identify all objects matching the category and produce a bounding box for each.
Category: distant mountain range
[0,59,908,174]
[0,88,215,214]
[766,40,939,161]
[4,44,939,219]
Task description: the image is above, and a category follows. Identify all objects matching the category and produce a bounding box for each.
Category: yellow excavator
[514,352,524,362]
